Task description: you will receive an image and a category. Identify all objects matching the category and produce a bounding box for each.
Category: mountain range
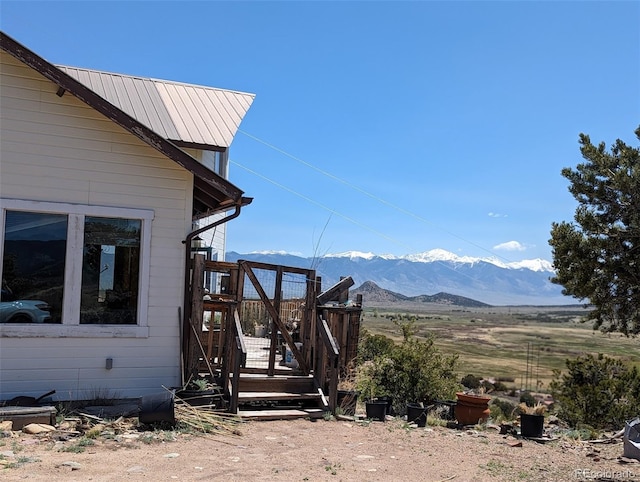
[225,249,577,306]
[351,281,492,307]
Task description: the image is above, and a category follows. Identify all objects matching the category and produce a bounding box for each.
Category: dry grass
[173,401,243,436]
[361,304,640,390]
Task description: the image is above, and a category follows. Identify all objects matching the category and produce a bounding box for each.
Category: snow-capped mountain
[328,249,555,272]
[226,249,573,306]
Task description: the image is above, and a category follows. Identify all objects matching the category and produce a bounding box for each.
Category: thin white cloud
[488,212,508,218]
[493,240,526,252]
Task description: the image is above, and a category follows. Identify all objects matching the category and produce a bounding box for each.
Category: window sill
[0,325,149,338]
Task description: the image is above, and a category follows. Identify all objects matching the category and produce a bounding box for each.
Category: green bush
[492,381,509,392]
[357,329,395,362]
[355,320,460,415]
[490,398,518,422]
[461,373,481,389]
[550,354,640,430]
[519,391,536,407]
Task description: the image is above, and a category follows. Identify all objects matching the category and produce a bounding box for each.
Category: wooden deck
[185,257,362,420]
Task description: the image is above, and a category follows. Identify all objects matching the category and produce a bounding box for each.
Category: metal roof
[58,66,255,150]
[0,30,253,215]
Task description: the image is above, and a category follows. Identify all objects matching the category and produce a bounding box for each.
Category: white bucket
[285,342,303,369]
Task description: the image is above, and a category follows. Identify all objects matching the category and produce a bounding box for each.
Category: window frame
[0,199,153,338]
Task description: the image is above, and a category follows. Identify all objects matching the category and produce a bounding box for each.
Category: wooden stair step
[237,408,326,421]
[237,374,316,393]
[237,391,322,402]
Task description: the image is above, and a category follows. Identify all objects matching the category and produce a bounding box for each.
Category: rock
[0,421,13,431]
[509,441,523,448]
[22,423,56,434]
[61,461,82,470]
[619,456,640,464]
[353,455,375,460]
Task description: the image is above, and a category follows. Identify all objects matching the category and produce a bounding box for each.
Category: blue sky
[2,1,638,262]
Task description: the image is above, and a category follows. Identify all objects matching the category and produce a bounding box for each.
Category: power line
[230,161,409,248]
[237,129,513,263]
[230,159,514,289]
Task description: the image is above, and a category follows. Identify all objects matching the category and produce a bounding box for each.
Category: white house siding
[0,53,194,400]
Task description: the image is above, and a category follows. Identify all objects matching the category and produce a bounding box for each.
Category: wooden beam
[268,265,284,376]
[317,276,354,305]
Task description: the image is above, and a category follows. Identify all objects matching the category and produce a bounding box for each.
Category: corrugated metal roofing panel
[57,66,254,149]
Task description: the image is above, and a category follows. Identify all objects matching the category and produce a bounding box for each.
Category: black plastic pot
[139,391,175,425]
[377,395,394,416]
[406,403,428,427]
[175,389,222,407]
[434,400,456,420]
[365,400,387,421]
[7,390,56,407]
[520,414,544,437]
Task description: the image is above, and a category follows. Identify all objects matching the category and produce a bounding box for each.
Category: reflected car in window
[0,300,52,323]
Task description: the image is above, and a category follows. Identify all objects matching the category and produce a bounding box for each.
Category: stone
[61,461,82,470]
[22,423,56,434]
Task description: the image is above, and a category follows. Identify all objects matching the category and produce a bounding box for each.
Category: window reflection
[81,217,141,324]
[1,211,66,323]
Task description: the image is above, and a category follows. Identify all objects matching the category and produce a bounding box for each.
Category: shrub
[480,380,495,393]
[355,320,460,415]
[357,329,395,362]
[550,354,640,430]
[490,398,518,422]
[492,381,509,392]
[519,391,536,407]
[461,374,481,389]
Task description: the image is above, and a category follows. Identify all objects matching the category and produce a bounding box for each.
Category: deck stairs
[233,371,329,421]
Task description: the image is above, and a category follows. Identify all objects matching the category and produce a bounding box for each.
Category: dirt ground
[1,414,638,482]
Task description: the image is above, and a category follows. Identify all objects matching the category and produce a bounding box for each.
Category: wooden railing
[227,308,247,414]
[188,257,362,415]
[314,314,340,412]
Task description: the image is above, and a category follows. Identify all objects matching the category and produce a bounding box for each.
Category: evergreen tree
[549,127,640,335]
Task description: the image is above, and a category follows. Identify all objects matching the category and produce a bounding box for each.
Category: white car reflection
[0,300,52,323]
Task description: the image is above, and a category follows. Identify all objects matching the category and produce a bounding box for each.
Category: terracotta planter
[454,392,491,425]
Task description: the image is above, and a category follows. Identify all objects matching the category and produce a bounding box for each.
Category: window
[1,211,67,323]
[81,217,141,325]
[1,200,152,337]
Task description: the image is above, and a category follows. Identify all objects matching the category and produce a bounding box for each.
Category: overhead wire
[236,129,514,263]
[230,161,411,249]
[230,156,515,291]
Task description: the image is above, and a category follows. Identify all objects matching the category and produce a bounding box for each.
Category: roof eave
[0,31,245,206]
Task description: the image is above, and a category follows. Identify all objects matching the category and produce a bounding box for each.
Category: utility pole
[524,342,531,392]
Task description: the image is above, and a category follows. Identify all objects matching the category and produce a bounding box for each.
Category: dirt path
[2,417,637,481]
